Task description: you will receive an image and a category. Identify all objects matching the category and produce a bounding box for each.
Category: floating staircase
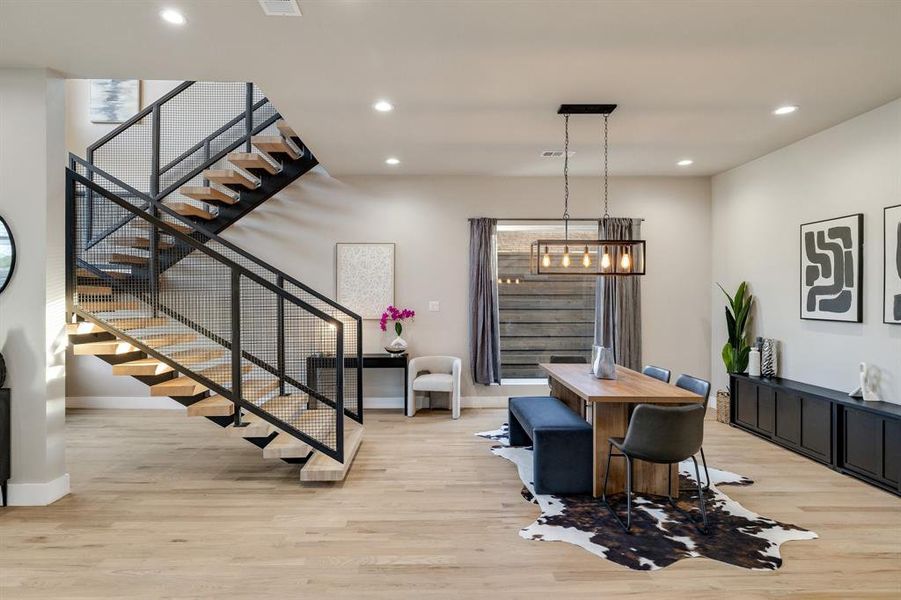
[67,81,363,482]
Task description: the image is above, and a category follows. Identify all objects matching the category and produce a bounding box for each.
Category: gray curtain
[594,218,642,371]
[469,218,501,384]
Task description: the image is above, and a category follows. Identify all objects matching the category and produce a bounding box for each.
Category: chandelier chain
[563,113,570,239]
[603,114,609,219]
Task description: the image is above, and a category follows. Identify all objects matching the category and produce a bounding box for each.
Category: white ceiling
[2,0,900,176]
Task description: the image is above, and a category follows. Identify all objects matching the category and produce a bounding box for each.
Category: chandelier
[530,104,646,276]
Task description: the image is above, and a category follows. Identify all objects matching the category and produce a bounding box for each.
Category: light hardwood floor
[1,408,899,599]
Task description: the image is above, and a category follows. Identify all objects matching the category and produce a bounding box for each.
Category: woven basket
[715,390,730,424]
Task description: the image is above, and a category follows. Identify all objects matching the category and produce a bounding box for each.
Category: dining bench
[508,396,593,495]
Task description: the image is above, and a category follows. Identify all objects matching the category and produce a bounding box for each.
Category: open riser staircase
[66,81,364,481]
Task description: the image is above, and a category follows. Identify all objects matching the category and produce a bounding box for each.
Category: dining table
[540,362,703,497]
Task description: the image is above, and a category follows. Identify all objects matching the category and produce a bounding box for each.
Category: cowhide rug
[477,424,817,571]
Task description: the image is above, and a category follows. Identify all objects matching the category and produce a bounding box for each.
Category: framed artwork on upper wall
[335,243,395,319]
[885,204,901,324]
[89,80,141,124]
[800,213,863,323]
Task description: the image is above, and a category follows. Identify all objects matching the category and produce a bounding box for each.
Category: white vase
[385,333,408,354]
[591,345,617,380]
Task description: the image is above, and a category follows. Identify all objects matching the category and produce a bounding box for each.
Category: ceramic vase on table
[384,325,409,354]
[760,338,778,378]
[591,345,617,380]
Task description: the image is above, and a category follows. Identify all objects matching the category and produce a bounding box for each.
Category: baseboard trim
[7,473,71,506]
[67,396,184,410]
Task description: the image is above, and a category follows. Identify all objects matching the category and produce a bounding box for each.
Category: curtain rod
[467,217,645,222]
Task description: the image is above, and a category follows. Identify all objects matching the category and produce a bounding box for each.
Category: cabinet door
[800,396,831,462]
[735,380,758,429]
[775,392,801,447]
[757,385,775,435]
[843,408,882,478]
[884,418,900,486]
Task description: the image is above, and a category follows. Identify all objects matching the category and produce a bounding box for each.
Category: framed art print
[885,204,901,324]
[89,80,141,124]
[800,213,863,323]
[335,243,395,319]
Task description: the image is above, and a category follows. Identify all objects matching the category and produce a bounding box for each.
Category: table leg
[592,401,677,497]
[403,362,409,417]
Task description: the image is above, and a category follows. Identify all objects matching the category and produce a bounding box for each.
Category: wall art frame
[800,213,863,323]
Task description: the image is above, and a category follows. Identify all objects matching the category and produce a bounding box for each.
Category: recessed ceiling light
[385,157,400,166]
[677,159,694,167]
[160,8,186,25]
[773,105,798,116]
[373,100,394,113]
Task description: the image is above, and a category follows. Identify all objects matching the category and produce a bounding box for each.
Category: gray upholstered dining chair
[675,374,712,490]
[601,403,709,533]
[641,365,671,383]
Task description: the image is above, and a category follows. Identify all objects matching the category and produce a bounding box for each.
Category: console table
[306,353,408,413]
[0,389,9,506]
[730,374,900,496]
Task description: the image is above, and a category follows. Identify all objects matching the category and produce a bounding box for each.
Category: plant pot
[715,389,730,424]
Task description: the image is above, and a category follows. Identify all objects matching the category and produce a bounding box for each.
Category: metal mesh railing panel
[69,169,346,458]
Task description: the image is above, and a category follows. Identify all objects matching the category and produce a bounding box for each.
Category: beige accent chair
[407,356,462,419]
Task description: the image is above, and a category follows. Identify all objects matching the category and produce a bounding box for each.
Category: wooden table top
[540,363,702,404]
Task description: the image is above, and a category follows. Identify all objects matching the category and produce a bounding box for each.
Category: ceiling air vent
[540,151,575,158]
[258,0,302,17]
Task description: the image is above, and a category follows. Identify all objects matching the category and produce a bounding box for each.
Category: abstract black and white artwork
[885,205,901,324]
[89,80,140,123]
[800,214,864,322]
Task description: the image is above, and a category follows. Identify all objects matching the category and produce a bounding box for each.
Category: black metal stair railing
[67,168,355,462]
[69,155,363,425]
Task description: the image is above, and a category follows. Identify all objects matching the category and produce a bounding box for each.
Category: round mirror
[0,215,16,294]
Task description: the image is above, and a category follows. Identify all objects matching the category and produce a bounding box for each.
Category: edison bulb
[620,252,631,270]
[541,251,551,268]
[582,246,591,268]
[561,246,571,268]
[600,247,611,270]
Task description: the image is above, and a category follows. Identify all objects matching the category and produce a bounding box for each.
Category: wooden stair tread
[166,202,215,221]
[78,300,142,312]
[226,412,275,438]
[140,333,197,349]
[259,394,309,415]
[77,268,127,280]
[121,236,175,251]
[244,379,280,402]
[275,120,297,138]
[227,152,280,175]
[263,432,312,459]
[300,420,364,482]
[186,395,234,417]
[251,135,302,160]
[202,169,258,190]
[73,340,139,356]
[66,321,107,335]
[109,253,148,265]
[112,358,174,376]
[136,219,194,235]
[77,285,113,296]
[150,376,208,398]
[179,186,239,205]
[169,347,227,364]
[197,363,251,385]
[104,316,170,330]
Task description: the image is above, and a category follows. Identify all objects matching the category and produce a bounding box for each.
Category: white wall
[0,69,69,504]
[65,79,179,158]
[220,173,713,405]
[711,98,901,403]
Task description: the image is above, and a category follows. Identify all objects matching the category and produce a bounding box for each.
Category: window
[496,221,597,382]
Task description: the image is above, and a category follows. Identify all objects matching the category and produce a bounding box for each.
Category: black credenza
[730,374,901,496]
[0,389,9,506]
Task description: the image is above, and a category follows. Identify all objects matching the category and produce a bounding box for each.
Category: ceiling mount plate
[557,104,617,115]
